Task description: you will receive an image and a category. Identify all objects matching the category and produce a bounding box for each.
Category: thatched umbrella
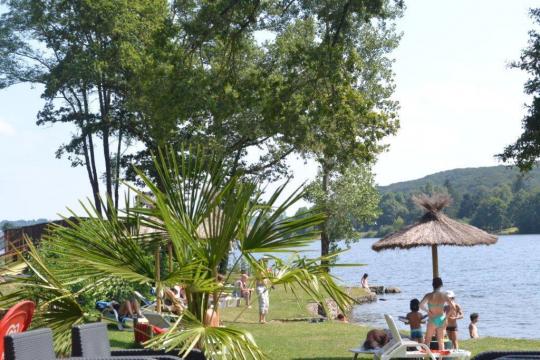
[372,193,497,279]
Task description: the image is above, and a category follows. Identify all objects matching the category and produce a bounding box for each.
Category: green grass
[107,287,540,359]
[221,286,368,323]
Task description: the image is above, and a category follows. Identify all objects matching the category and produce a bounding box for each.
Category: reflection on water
[324,235,540,339]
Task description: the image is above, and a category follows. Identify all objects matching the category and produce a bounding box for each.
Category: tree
[511,191,540,233]
[457,193,477,219]
[471,197,509,232]
[263,1,403,259]
[498,8,540,171]
[0,0,168,214]
[306,164,380,252]
[377,193,409,226]
[0,148,353,358]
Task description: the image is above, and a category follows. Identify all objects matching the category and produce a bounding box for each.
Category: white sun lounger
[350,314,436,360]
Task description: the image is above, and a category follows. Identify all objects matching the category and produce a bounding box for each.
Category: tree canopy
[499,8,540,171]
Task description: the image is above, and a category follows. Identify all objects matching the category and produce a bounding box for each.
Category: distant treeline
[0,219,48,233]
[293,165,540,237]
[370,165,540,235]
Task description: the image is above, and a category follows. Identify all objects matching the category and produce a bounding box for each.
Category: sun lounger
[350,314,437,360]
[350,315,471,360]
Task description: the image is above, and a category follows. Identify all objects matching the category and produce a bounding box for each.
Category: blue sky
[0,0,537,220]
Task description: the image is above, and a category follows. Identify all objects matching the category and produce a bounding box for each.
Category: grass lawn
[108,287,540,359]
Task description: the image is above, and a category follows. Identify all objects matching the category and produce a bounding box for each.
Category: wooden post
[431,245,439,279]
[155,246,162,313]
[167,242,173,274]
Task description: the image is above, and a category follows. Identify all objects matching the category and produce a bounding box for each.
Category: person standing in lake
[361,273,370,290]
[420,277,455,350]
[469,313,479,339]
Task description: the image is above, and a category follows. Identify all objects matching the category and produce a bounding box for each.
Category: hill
[369,164,540,236]
[379,165,540,194]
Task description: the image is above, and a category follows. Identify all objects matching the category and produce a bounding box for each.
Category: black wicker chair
[72,323,205,360]
[473,351,540,360]
[4,328,160,360]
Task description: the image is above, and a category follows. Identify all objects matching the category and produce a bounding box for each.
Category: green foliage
[1,148,355,359]
[306,164,380,245]
[470,197,509,232]
[510,191,540,234]
[0,0,169,214]
[499,8,540,171]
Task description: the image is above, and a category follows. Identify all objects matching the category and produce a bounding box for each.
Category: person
[363,329,390,350]
[205,305,220,327]
[239,273,253,308]
[469,313,479,339]
[336,313,348,323]
[256,277,270,323]
[119,297,143,319]
[445,290,464,349]
[399,298,427,343]
[360,273,370,290]
[420,277,455,350]
[163,288,185,314]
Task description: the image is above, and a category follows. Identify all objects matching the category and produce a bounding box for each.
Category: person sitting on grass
[469,313,479,339]
[444,290,463,349]
[399,298,427,343]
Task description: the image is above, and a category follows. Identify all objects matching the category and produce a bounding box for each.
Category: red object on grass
[421,349,452,356]
[0,301,35,360]
[134,322,167,345]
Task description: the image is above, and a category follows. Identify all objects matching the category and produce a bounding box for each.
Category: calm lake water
[318,235,540,339]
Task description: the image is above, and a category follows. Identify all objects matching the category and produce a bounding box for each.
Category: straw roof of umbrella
[372,193,497,251]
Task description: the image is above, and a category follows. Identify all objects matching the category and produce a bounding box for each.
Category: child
[445,290,463,349]
[399,298,427,343]
[256,277,270,323]
[469,313,479,339]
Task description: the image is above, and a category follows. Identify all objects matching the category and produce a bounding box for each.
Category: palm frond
[147,311,265,360]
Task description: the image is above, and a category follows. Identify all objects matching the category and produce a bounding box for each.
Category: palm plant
[0,148,354,359]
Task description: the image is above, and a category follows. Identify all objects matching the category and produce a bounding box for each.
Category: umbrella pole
[431,245,439,279]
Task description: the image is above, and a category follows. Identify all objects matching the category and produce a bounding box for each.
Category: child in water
[399,298,427,343]
[469,313,479,339]
[444,290,463,349]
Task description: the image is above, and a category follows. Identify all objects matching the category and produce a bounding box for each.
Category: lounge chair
[71,322,191,360]
[350,314,437,360]
[4,327,168,360]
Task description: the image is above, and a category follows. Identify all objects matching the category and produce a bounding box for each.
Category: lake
[324,234,540,339]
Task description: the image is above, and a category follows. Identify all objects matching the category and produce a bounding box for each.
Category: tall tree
[306,164,380,253]
[263,0,403,258]
[499,8,540,171]
[0,0,168,214]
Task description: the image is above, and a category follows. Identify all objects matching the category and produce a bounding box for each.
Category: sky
[0,0,538,220]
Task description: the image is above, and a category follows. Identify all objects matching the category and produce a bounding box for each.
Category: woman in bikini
[420,277,455,351]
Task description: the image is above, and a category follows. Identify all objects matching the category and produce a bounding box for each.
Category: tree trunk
[320,163,331,264]
[114,125,123,210]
